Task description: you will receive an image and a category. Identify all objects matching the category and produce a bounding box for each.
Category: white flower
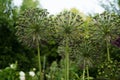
[29,71,35,77]
[10,64,14,68]
[19,71,25,80]
[19,76,25,80]
[19,71,25,76]
[33,68,36,71]
[10,64,16,69]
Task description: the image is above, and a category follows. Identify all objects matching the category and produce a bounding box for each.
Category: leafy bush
[0,62,19,80]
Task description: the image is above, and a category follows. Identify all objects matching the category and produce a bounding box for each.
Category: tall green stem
[106,39,111,61]
[43,56,46,80]
[64,58,67,80]
[86,65,89,80]
[37,40,42,80]
[65,37,69,80]
[83,60,85,80]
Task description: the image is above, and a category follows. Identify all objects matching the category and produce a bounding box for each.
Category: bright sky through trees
[13,0,104,14]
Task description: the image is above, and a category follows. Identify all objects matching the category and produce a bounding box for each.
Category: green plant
[46,61,64,80]
[26,70,38,80]
[93,12,120,61]
[16,8,50,80]
[53,10,83,80]
[71,19,95,80]
[0,62,19,80]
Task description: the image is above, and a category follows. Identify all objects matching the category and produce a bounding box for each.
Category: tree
[16,8,50,80]
[118,0,120,6]
[70,8,87,20]
[53,10,83,80]
[0,0,18,68]
[99,0,120,14]
[20,0,40,11]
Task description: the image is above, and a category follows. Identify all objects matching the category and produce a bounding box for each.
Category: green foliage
[0,62,19,80]
[118,0,120,7]
[0,0,19,69]
[20,0,39,11]
[97,60,120,80]
[53,10,83,80]
[99,0,120,14]
[16,8,52,80]
[46,60,80,80]
[46,61,64,80]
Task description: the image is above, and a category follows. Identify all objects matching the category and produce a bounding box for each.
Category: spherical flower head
[19,71,25,76]
[10,61,17,69]
[33,68,36,71]
[10,64,16,69]
[29,71,35,77]
[10,64,14,68]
